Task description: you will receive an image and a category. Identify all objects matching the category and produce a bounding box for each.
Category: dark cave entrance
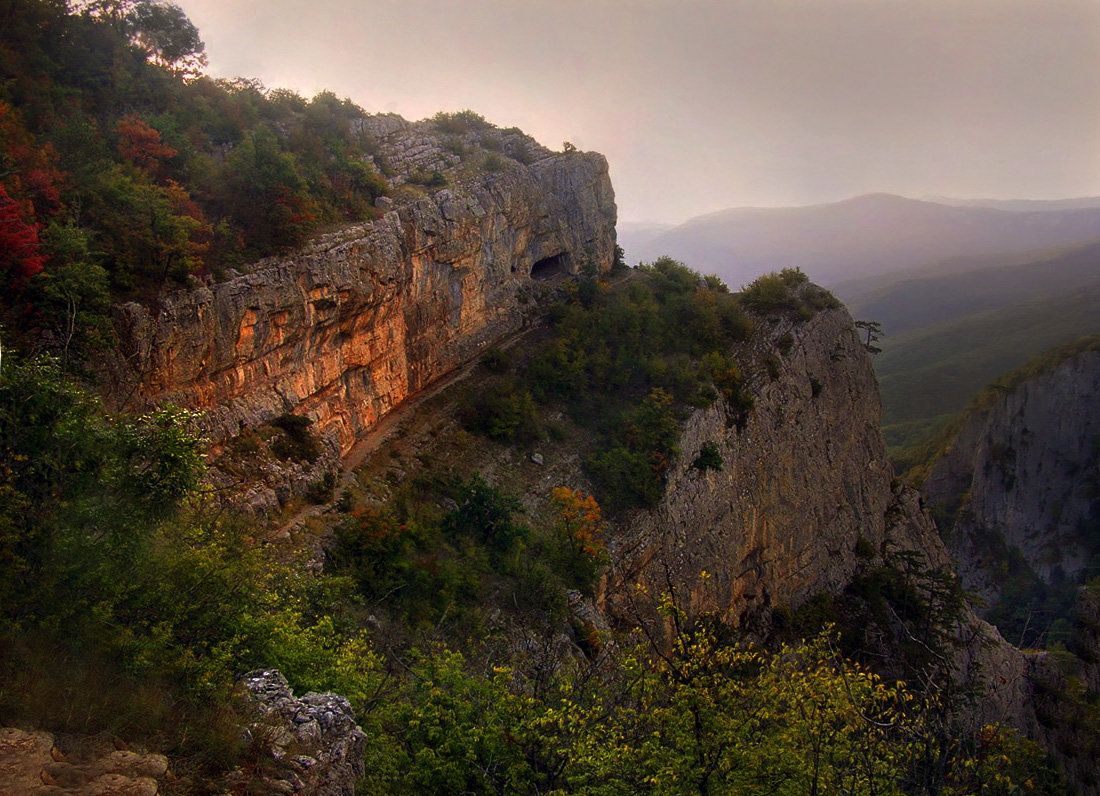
[530,252,569,281]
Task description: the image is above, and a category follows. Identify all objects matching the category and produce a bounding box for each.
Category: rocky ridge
[925,348,1100,605]
[604,305,896,628]
[104,115,616,512]
[592,297,1037,731]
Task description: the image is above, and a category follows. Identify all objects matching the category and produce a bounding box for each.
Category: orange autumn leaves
[551,486,607,560]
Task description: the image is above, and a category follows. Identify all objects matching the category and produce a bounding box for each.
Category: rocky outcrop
[106,118,616,484]
[925,349,1100,605]
[235,669,367,795]
[0,728,169,795]
[599,296,1038,731]
[605,303,898,628]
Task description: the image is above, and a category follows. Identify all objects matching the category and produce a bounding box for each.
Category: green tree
[29,222,111,363]
[855,319,884,354]
[441,475,528,557]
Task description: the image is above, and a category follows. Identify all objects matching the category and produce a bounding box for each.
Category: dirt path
[275,269,635,535]
[276,329,524,534]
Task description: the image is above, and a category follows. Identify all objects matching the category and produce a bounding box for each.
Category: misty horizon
[174,0,1100,224]
[620,192,1100,226]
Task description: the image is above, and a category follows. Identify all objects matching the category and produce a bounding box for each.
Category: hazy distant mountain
[617,221,674,266]
[836,239,1100,457]
[922,196,1100,212]
[632,193,1100,288]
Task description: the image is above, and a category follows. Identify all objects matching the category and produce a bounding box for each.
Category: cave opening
[530,252,569,281]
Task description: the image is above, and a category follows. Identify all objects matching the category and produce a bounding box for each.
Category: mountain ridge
[621,193,1100,289]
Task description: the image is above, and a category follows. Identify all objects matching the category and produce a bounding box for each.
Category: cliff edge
[105,118,616,472]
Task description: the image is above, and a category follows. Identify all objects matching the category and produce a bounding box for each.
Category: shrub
[703,274,729,293]
[692,441,723,473]
[854,535,876,559]
[639,256,701,298]
[803,283,842,311]
[441,476,528,558]
[467,380,540,444]
[739,272,798,313]
[481,347,511,374]
[306,470,337,503]
[764,354,781,380]
[585,447,664,512]
[779,267,809,287]
[612,244,629,273]
[409,169,447,188]
[431,109,492,134]
[550,487,609,592]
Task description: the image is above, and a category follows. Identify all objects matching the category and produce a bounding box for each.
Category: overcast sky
[174,0,1100,223]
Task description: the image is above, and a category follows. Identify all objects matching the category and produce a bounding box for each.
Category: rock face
[106,118,616,470]
[237,669,367,795]
[0,727,169,795]
[601,296,1036,733]
[606,304,898,628]
[924,350,1100,604]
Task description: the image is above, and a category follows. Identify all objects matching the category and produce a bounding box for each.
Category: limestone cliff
[924,345,1100,607]
[599,295,1037,733]
[312,273,1087,787]
[105,117,616,480]
[604,304,897,625]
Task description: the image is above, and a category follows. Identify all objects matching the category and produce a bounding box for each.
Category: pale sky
[173,0,1100,223]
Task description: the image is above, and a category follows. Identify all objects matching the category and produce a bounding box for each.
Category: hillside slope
[842,239,1100,337]
[875,285,1100,454]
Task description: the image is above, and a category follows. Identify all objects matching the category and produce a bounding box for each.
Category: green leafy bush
[409,169,448,188]
[465,380,540,444]
[692,441,723,472]
[442,475,529,557]
[739,269,840,319]
[431,109,493,134]
[480,346,511,374]
[739,272,800,312]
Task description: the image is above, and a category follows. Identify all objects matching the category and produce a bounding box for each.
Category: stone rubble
[236,669,367,796]
[0,728,168,795]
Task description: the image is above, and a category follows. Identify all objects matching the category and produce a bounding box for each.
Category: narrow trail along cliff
[277,315,538,535]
